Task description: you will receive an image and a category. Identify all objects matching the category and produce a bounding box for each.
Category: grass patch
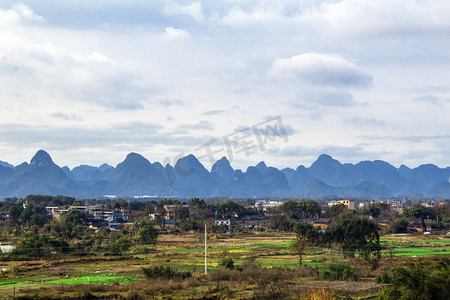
[391,247,450,256]
[44,274,140,285]
[0,276,49,286]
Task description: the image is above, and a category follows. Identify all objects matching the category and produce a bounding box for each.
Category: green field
[380,235,450,257]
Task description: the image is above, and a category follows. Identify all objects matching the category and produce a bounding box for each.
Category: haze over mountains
[0,150,449,199]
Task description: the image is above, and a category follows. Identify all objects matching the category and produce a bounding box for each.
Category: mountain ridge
[0,150,449,199]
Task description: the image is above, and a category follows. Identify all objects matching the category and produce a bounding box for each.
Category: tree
[404,203,436,221]
[388,217,409,233]
[110,237,132,255]
[138,223,158,245]
[268,207,288,231]
[291,222,319,267]
[215,200,246,219]
[71,199,84,206]
[48,196,76,207]
[297,200,321,218]
[189,198,210,220]
[155,203,167,229]
[326,204,353,222]
[51,210,88,239]
[327,216,381,266]
[8,205,23,223]
[369,202,391,218]
[19,203,49,227]
[173,205,189,226]
[281,200,300,219]
[404,203,437,228]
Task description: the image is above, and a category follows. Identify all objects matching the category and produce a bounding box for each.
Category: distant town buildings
[242,216,270,230]
[44,205,129,230]
[328,199,355,210]
[253,200,282,211]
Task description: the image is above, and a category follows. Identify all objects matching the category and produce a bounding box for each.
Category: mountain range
[0,150,449,199]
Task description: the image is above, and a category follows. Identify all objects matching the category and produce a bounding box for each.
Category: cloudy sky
[0,0,449,170]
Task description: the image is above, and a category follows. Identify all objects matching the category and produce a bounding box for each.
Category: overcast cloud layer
[0,0,449,170]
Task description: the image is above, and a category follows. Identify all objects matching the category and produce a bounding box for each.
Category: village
[0,197,443,234]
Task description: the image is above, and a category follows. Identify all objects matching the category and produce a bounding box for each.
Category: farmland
[1,232,449,299]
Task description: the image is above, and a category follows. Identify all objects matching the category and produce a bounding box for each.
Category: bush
[14,232,51,257]
[252,273,287,300]
[324,263,358,281]
[142,266,192,280]
[132,245,151,254]
[138,224,158,245]
[219,257,235,270]
[378,258,450,300]
[376,272,391,284]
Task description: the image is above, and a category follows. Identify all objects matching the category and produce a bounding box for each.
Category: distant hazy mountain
[346,160,408,194]
[211,157,234,181]
[224,162,292,198]
[0,150,86,198]
[87,153,172,197]
[282,165,313,195]
[304,179,393,199]
[171,154,219,197]
[0,150,449,199]
[0,160,14,169]
[309,154,355,186]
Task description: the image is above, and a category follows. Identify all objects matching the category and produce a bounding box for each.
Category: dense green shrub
[324,263,358,281]
[142,266,192,280]
[219,257,235,269]
[138,223,158,245]
[378,258,450,300]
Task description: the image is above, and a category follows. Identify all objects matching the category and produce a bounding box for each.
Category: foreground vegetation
[0,232,449,299]
[1,195,449,299]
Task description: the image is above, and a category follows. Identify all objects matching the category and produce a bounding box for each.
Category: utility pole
[205,222,208,275]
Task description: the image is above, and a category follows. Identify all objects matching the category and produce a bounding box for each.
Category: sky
[0,0,449,171]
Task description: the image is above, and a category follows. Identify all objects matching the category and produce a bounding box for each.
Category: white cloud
[162,26,192,40]
[158,98,184,107]
[296,89,355,107]
[164,2,203,22]
[301,0,450,36]
[50,112,82,121]
[0,6,150,110]
[345,117,386,127]
[271,53,372,88]
[413,95,440,105]
[0,1,448,169]
[0,3,43,28]
[12,3,44,22]
[217,1,450,37]
[220,6,283,27]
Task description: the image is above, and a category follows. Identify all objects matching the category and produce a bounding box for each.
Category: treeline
[1,196,449,233]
